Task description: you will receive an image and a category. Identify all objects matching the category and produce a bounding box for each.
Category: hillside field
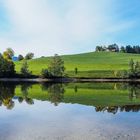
[15,52,140,78]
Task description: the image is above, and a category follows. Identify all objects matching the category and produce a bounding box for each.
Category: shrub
[120,59,140,79]
[48,54,65,77]
[20,61,32,77]
[25,53,34,60]
[18,55,24,61]
[41,69,52,78]
[0,54,15,77]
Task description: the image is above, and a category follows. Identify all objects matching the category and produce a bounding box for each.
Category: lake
[0,82,140,140]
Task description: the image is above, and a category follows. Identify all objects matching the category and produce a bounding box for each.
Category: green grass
[15,52,140,78]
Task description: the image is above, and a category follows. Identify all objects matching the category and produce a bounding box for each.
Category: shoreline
[0,78,140,83]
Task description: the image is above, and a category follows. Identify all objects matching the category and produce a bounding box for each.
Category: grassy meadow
[15,52,140,78]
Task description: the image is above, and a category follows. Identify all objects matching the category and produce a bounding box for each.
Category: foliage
[18,54,24,61]
[95,45,107,52]
[6,48,15,58]
[48,54,65,77]
[0,54,15,77]
[128,59,140,78]
[20,61,32,77]
[95,44,140,54]
[120,59,140,78]
[20,84,34,105]
[108,44,119,52]
[96,44,119,52]
[48,84,65,106]
[41,69,52,78]
[25,52,34,60]
[0,83,16,109]
[3,51,11,60]
[3,48,15,60]
[120,46,126,53]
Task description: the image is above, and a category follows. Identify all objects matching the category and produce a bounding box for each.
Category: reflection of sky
[0,100,140,139]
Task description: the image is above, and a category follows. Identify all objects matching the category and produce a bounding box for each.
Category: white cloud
[0,0,136,57]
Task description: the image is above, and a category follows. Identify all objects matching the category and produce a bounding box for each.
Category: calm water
[0,82,140,140]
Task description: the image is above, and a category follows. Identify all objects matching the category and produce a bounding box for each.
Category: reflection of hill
[1,82,140,112]
[15,83,140,107]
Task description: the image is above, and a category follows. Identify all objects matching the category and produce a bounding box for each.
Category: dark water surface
[0,82,140,140]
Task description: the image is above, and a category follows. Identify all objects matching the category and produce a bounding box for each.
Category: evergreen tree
[48,54,65,77]
[20,61,32,77]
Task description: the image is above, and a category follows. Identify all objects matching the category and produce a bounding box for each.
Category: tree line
[0,48,35,77]
[3,48,34,61]
[96,44,140,54]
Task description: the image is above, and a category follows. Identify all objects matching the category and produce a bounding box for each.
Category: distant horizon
[0,0,140,57]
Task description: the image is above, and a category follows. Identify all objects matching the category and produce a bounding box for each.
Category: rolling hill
[15,52,140,78]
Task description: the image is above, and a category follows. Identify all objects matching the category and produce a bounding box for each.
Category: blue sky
[0,0,140,56]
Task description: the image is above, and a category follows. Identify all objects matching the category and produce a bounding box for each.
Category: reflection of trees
[41,83,50,91]
[95,83,140,114]
[47,84,65,106]
[0,83,34,110]
[95,105,140,114]
[127,83,140,100]
[19,83,34,105]
[74,86,78,93]
[0,83,16,110]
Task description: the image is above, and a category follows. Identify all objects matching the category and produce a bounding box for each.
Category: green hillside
[15,52,140,78]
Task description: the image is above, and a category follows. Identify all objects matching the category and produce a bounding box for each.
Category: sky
[0,0,140,57]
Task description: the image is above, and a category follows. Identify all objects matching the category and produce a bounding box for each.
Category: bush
[41,69,52,78]
[20,61,32,77]
[120,59,140,79]
[0,54,15,77]
[25,53,34,60]
[48,54,65,77]
[18,55,24,61]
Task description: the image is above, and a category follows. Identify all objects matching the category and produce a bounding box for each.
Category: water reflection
[127,83,140,100]
[41,83,65,106]
[47,84,65,106]
[0,83,15,109]
[0,82,140,114]
[95,105,140,114]
[19,83,34,105]
[94,83,140,114]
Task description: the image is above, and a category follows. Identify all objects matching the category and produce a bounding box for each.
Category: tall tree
[48,54,65,77]
[6,48,14,58]
[120,46,125,53]
[20,61,32,77]
[129,59,134,73]
[0,54,15,77]
[18,54,24,61]
[25,53,34,60]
